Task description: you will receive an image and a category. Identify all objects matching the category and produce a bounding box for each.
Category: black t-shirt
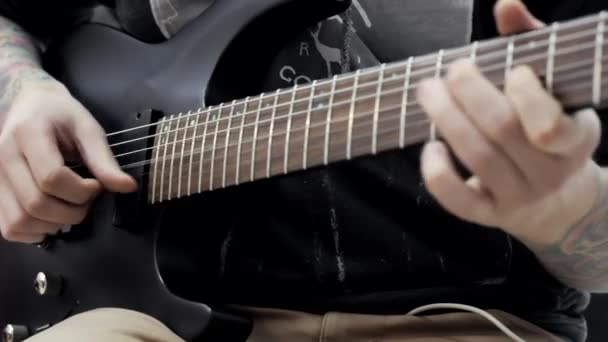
[2,1,608,342]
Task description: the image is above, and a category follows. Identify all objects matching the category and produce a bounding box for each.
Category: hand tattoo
[534,170,608,292]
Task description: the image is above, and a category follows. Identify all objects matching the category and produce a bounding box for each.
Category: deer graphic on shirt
[309,0,372,77]
[309,22,342,77]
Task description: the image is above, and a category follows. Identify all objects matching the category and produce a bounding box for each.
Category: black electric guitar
[1,0,608,340]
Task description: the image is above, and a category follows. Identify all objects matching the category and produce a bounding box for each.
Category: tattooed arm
[415,0,608,294]
[526,169,608,293]
[0,13,135,243]
[0,15,53,128]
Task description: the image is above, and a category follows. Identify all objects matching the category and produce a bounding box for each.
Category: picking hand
[0,80,136,243]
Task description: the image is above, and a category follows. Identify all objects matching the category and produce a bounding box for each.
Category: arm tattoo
[534,171,608,292]
[0,16,53,117]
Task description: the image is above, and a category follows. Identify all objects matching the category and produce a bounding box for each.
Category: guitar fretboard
[147,11,608,204]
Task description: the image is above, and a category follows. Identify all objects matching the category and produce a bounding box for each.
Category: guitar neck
[148,11,608,204]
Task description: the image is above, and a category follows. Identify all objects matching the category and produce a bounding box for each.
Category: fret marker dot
[164,126,169,132]
[190,120,196,126]
[528,41,537,49]
[317,103,325,109]
[211,115,217,120]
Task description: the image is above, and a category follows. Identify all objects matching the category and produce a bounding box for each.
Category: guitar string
[161,74,599,174]
[134,79,599,201]
[142,81,595,199]
[108,24,603,147]
[125,71,603,184]
[109,36,605,153]
[104,15,606,140]
[148,72,597,192]
[136,121,442,190]
[117,63,606,176]
[107,40,605,178]
[149,126,435,199]
[150,128,439,201]
[109,48,608,167]
[110,29,608,152]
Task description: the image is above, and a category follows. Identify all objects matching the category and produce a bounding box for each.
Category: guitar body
[0,0,349,341]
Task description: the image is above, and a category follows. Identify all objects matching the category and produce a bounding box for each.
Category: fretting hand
[417,0,603,246]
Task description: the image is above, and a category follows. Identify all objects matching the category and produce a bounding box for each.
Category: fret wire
[141,46,608,178]
[178,95,524,185]
[108,13,608,142]
[470,41,478,61]
[435,50,444,75]
[171,120,428,189]
[400,57,413,148]
[267,89,281,178]
[430,50,444,142]
[222,100,237,188]
[235,96,249,185]
[324,75,338,164]
[157,66,608,184]
[177,110,193,198]
[506,37,515,85]
[347,70,360,159]
[222,64,608,164]
[170,75,608,188]
[130,33,608,171]
[116,25,607,154]
[292,11,599,108]
[547,23,559,93]
[135,70,608,184]
[212,70,606,172]
[187,110,201,196]
[151,116,166,203]
[160,114,174,202]
[148,42,608,174]
[233,75,602,165]
[372,64,386,154]
[284,85,297,174]
[303,81,317,170]
[197,107,213,193]
[168,113,183,200]
[170,125,431,190]
[251,94,264,181]
[209,104,224,191]
[594,12,606,106]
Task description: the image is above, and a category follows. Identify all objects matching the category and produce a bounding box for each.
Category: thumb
[494,0,545,35]
[70,114,137,194]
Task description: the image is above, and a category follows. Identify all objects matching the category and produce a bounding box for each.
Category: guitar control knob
[2,325,29,342]
[34,272,62,296]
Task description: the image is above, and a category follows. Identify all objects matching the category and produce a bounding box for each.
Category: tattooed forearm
[531,170,608,292]
[0,16,53,122]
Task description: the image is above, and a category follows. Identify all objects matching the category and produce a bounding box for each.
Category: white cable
[407,303,527,342]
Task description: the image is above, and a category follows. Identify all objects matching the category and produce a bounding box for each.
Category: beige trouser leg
[25,306,565,342]
[25,308,184,342]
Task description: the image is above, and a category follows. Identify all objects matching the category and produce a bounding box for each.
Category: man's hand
[417,0,603,246]
[0,81,136,243]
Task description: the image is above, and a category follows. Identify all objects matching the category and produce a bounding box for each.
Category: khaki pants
[25,306,564,342]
